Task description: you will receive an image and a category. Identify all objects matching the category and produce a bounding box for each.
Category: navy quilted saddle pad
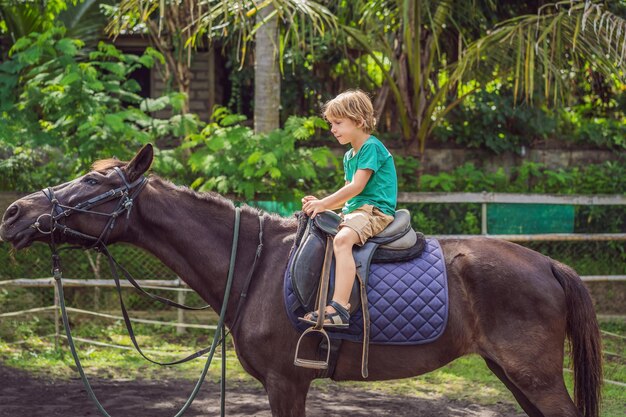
[283,238,449,345]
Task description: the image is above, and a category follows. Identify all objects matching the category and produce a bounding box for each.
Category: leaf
[104,114,125,132]
[140,96,170,112]
[60,72,80,86]
[55,39,79,56]
[292,125,311,140]
[221,114,247,126]
[207,136,225,152]
[190,177,205,190]
[18,45,44,65]
[11,37,32,54]
[187,151,207,171]
[309,148,330,166]
[240,182,256,200]
[269,167,282,179]
[262,152,278,166]
[97,62,126,77]
[138,54,155,68]
[247,151,262,164]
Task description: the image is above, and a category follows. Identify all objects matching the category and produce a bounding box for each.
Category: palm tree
[252,3,280,133]
[110,0,337,133]
[343,0,626,167]
[246,0,337,133]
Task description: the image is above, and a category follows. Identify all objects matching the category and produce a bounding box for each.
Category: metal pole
[177,280,186,335]
[54,283,60,350]
[481,203,488,235]
[221,324,226,417]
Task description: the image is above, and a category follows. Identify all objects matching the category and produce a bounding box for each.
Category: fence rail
[398,192,626,205]
[1,192,623,333]
[0,192,623,389]
[398,191,626,237]
[0,278,184,288]
[432,233,626,241]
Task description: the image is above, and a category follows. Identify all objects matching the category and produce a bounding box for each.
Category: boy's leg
[301,206,393,324]
[330,226,361,311]
[329,206,385,315]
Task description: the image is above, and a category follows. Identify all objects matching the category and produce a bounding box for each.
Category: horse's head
[0,144,154,249]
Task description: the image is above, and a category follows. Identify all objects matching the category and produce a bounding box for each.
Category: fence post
[177,279,186,335]
[481,203,488,235]
[54,282,60,349]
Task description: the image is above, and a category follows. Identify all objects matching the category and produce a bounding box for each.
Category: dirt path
[0,365,525,417]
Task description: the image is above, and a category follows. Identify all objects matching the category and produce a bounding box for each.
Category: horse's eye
[83,178,99,186]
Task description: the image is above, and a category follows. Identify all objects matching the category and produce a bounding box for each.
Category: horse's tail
[551,259,603,417]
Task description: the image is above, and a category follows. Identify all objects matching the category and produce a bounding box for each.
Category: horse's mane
[149,176,295,225]
[91,158,297,225]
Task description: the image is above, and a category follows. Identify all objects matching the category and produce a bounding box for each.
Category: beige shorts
[340,204,395,246]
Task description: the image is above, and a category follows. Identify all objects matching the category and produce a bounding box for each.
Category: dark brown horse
[0,145,602,417]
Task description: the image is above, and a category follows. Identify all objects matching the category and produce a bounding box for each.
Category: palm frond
[59,0,113,47]
[453,0,626,104]
[0,4,47,42]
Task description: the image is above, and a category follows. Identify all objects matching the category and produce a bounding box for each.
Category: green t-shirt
[342,136,398,216]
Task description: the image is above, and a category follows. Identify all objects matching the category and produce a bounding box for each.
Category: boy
[301,90,398,328]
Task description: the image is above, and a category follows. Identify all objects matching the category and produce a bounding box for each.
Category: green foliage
[404,161,626,235]
[417,160,625,195]
[185,107,339,201]
[434,89,556,154]
[0,27,200,191]
[394,155,422,191]
[433,87,626,154]
[558,107,626,151]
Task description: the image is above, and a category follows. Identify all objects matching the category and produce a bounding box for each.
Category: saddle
[291,209,425,314]
[291,209,425,377]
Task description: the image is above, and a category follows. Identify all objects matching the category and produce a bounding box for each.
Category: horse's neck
[125,179,295,317]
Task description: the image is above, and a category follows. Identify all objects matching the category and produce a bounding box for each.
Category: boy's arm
[302,169,372,218]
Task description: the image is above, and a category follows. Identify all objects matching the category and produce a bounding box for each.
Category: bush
[0,26,199,191]
[433,88,626,153]
[433,90,555,154]
[184,107,340,201]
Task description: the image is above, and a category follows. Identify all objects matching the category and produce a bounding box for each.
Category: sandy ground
[0,365,526,417]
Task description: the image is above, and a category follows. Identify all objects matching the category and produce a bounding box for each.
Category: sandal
[298,300,350,328]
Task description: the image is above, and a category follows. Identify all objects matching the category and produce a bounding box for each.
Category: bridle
[35,167,147,248]
[34,166,264,417]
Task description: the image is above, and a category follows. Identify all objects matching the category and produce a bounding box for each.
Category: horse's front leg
[264,372,312,417]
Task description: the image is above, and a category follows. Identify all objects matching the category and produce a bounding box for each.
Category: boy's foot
[299,300,351,328]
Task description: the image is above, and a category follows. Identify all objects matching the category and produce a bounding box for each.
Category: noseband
[35,167,147,247]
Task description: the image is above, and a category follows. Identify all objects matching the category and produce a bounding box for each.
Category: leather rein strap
[39,167,265,417]
[52,207,243,417]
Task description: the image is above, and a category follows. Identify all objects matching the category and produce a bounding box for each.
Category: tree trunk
[254,4,281,134]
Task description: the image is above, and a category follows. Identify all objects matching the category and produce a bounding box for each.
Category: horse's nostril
[3,204,20,223]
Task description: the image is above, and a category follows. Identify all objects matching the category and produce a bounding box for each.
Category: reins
[37,168,265,417]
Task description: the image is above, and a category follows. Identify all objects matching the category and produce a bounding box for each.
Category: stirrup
[293,327,330,370]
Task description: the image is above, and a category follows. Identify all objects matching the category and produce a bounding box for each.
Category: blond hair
[322,89,376,133]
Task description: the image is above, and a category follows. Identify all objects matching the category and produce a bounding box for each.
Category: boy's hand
[302,197,327,219]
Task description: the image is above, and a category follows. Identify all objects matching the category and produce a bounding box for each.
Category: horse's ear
[126,144,153,182]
